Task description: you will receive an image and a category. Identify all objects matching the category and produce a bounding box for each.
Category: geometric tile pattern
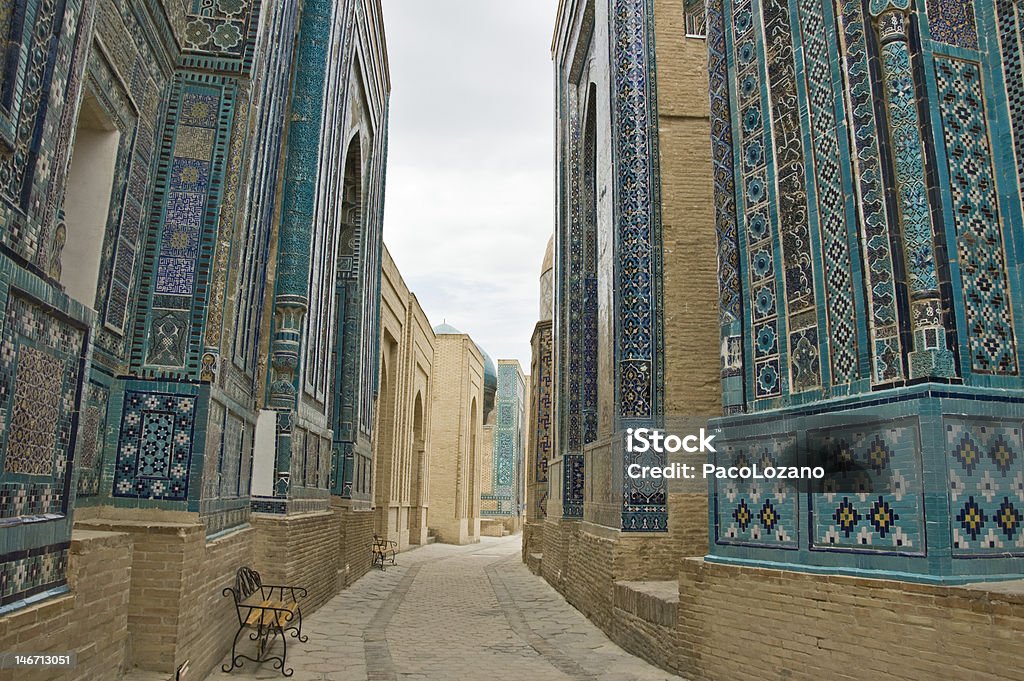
[796,0,858,385]
[562,86,584,518]
[532,326,552,520]
[763,0,820,395]
[715,435,799,548]
[707,0,745,415]
[935,57,1018,376]
[997,0,1024,213]
[0,292,84,515]
[483,363,525,517]
[582,107,598,446]
[732,0,782,400]
[868,3,954,382]
[810,421,924,553]
[0,0,62,232]
[155,94,219,297]
[562,62,585,470]
[874,8,949,378]
[835,0,903,383]
[181,0,262,70]
[142,77,235,372]
[112,390,197,501]
[707,0,740,329]
[0,482,61,519]
[75,382,110,498]
[6,347,63,475]
[611,0,662,421]
[611,0,666,531]
[221,411,244,498]
[0,546,69,609]
[534,329,552,486]
[945,419,1024,555]
[230,0,299,376]
[926,0,978,50]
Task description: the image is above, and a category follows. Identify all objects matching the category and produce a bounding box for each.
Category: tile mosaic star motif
[926,0,978,49]
[113,391,197,501]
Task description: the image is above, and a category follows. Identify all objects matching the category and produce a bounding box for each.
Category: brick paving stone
[207,536,681,681]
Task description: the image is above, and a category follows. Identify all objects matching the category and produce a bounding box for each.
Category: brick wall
[676,559,1024,681]
[540,518,575,589]
[564,527,615,630]
[610,582,680,675]
[175,525,254,680]
[427,334,484,544]
[0,530,132,681]
[252,510,341,612]
[74,517,255,678]
[336,505,375,587]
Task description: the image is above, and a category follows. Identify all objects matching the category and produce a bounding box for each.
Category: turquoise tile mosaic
[945,419,1024,555]
[714,435,799,548]
[808,420,925,554]
[709,0,1024,580]
[112,390,198,501]
[482,363,525,518]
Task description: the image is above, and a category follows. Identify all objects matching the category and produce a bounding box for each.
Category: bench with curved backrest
[372,534,397,570]
[221,566,308,677]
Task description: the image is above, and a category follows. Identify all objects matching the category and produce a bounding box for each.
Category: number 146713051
[0,653,75,668]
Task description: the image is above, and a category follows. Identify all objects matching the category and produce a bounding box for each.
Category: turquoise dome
[477,344,497,418]
[433,322,463,335]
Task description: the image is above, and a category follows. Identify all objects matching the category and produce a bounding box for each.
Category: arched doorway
[466,397,478,540]
[373,333,399,540]
[409,392,426,544]
[331,135,368,499]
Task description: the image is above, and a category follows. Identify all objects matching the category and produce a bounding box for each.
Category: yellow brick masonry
[72,516,254,677]
[674,559,1024,681]
[427,333,484,544]
[0,530,131,681]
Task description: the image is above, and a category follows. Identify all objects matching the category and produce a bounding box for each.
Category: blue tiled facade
[553,0,668,532]
[482,362,526,518]
[0,0,389,609]
[709,0,1024,580]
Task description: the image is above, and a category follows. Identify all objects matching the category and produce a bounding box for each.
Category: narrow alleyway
[205,536,681,681]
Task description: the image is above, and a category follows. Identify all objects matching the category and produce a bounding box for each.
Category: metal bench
[221,567,308,677]
[372,534,397,570]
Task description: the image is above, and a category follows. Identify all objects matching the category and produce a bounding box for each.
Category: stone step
[613,580,679,627]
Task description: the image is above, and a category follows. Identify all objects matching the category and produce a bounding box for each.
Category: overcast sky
[380,1,557,371]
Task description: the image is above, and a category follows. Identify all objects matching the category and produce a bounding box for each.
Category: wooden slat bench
[221,567,308,677]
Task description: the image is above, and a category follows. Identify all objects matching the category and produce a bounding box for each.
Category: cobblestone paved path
[207,535,681,681]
